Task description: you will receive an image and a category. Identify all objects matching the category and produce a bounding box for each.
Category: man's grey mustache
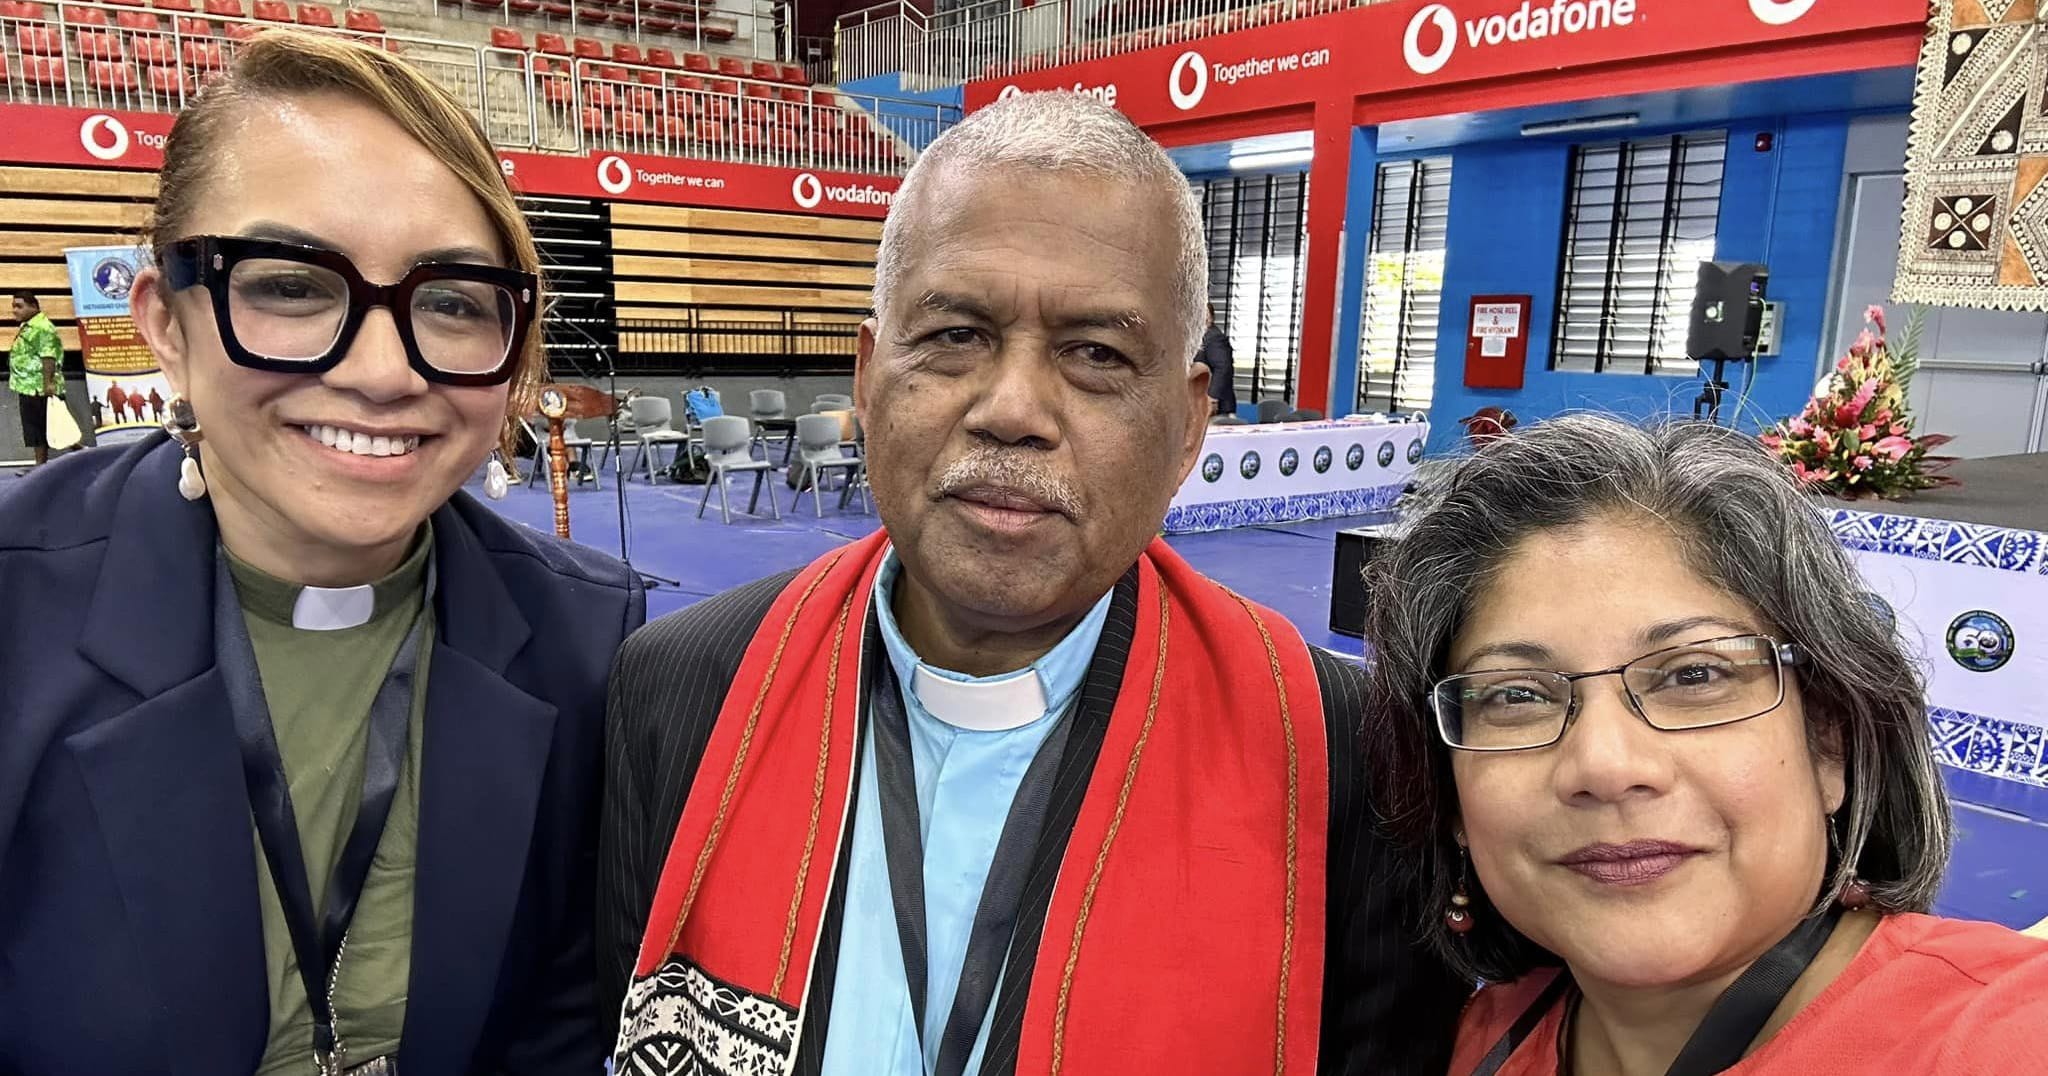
[934,448,1085,517]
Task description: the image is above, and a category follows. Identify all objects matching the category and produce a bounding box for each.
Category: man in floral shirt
[9,291,64,467]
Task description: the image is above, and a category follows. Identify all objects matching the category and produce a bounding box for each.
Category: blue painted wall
[839,74,964,153]
[1414,115,1854,452]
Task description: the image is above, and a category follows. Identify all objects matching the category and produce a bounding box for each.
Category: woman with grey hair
[1361,414,2048,1074]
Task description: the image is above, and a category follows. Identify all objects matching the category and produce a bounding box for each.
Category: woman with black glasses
[0,31,643,1075]
[1360,414,2048,1076]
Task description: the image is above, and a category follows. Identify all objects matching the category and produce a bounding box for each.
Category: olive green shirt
[226,531,433,1074]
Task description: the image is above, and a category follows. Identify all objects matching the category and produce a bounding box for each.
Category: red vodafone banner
[0,104,897,219]
[962,0,1926,127]
[0,104,176,170]
[497,150,897,219]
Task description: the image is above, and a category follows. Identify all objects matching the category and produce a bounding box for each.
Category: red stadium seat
[23,54,65,86]
[681,51,710,73]
[489,25,523,49]
[151,0,196,11]
[741,82,771,99]
[706,76,736,95]
[581,82,616,107]
[0,0,46,17]
[252,1,292,22]
[540,70,573,107]
[636,68,660,86]
[610,42,640,64]
[203,0,244,17]
[535,31,569,54]
[669,73,702,91]
[779,63,803,84]
[571,36,603,59]
[117,10,161,28]
[579,106,606,134]
[342,7,381,31]
[181,38,222,67]
[624,83,654,109]
[105,0,144,7]
[539,0,569,17]
[748,59,775,81]
[701,21,731,41]
[776,86,805,103]
[596,63,625,80]
[0,54,8,85]
[16,26,62,56]
[715,55,744,77]
[612,110,645,137]
[645,46,676,67]
[466,0,503,9]
[174,14,210,35]
[133,35,174,64]
[65,6,111,26]
[76,30,124,59]
[573,6,606,24]
[147,63,185,94]
[508,0,539,12]
[223,22,261,39]
[90,60,138,90]
[641,16,673,31]
[295,4,333,26]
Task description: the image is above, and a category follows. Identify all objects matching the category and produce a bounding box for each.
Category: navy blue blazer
[0,435,646,1075]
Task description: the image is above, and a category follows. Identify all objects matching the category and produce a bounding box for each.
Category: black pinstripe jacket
[597,566,1465,1075]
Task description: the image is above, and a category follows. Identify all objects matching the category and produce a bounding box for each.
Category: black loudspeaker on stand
[1687,261,1769,426]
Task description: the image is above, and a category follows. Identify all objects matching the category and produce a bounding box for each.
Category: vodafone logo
[1748,0,1815,24]
[1168,51,1208,111]
[79,114,130,161]
[997,84,1023,101]
[596,155,633,195]
[792,172,824,209]
[1403,4,1458,75]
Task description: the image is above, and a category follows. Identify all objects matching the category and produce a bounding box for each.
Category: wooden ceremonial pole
[534,383,617,542]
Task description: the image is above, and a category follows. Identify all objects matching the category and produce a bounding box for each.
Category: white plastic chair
[785,414,864,517]
[696,415,781,524]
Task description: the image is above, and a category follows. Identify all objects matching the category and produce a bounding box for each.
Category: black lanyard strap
[1470,905,1843,1076]
[213,547,431,1073]
[870,658,1072,1076]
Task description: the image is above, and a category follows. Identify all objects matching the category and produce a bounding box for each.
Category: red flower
[1865,304,1888,337]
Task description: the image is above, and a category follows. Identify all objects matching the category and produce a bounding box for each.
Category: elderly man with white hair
[597,92,1464,1075]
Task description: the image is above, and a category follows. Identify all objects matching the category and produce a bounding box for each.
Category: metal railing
[0,0,956,174]
[432,0,777,59]
[836,0,1379,87]
[618,313,860,375]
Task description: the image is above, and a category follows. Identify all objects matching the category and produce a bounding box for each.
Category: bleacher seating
[0,0,920,176]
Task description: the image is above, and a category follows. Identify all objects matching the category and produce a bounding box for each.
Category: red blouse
[1448,913,2048,1075]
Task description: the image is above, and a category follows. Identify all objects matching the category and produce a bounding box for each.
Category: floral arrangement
[1761,305,1955,499]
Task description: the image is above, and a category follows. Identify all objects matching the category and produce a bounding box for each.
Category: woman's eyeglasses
[1432,634,1805,752]
[161,235,537,387]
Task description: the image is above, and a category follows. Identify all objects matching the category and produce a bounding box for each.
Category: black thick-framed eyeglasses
[1431,634,1806,753]
[161,235,537,387]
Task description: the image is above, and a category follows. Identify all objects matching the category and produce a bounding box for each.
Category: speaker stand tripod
[1692,355,1733,426]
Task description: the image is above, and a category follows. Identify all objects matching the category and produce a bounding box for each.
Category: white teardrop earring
[165,395,206,501]
[484,453,510,501]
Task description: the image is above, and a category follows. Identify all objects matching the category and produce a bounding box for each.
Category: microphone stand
[601,346,678,591]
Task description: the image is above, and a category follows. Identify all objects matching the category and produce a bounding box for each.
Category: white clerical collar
[911,664,1050,732]
[291,585,378,631]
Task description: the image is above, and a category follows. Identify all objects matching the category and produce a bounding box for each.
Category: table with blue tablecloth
[1163,416,1427,534]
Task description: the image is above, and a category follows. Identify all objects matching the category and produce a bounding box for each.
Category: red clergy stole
[616,530,1331,1074]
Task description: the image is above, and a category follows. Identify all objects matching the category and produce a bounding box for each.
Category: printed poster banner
[963,0,1928,128]
[0,105,899,220]
[1831,508,2048,789]
[1165,416,1425,533]
[63,245,163,445]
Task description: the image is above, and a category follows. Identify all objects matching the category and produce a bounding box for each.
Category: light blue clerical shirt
[820,552,1113,1076]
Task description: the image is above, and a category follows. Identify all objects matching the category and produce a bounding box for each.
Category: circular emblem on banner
[1376,441,1397,468]
[1403,4,1458,76]
[596,155,633,195]
[1313,446,1333,473]
[1168,51,1208,111]
[1346,444,1366,471]
[1947,611,2014,672]
[91,258,135,301]
[1201,453,1225,483]
[1240,451,1262,480]
[1278,448,1299,476]
[1748,0,1816,26]
[1406,438,1424,464]
[997,84,1024,101]
[792,172,824,209]
[79,114,130,161]
[1862,591,1897,632]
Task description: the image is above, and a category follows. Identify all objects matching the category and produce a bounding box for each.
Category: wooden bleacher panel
[0,166,157,364]
[608,202,879,361]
